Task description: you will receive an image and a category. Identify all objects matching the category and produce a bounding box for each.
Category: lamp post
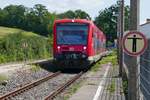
[115,0,124,76]
[112,0,123,76]
[119,0,124,77]
[112,11,120,66]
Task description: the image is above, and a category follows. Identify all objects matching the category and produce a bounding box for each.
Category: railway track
[45,71,83,100]
[0,71,61,100]
[0,71,83,100]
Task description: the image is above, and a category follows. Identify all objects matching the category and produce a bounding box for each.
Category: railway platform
[69,63,125,100]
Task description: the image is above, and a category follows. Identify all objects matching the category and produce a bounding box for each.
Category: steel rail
[0,71,61,100]
[45,71,83,100]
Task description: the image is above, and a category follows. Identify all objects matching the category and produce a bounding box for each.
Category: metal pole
[128,0,140,100]
[117,2,121,71]
[119,0,124,76]
[117,14,120,65]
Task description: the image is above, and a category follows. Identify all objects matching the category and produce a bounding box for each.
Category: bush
[0,32,52,63]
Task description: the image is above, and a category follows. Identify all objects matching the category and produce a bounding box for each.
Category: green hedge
[0,32,52,63]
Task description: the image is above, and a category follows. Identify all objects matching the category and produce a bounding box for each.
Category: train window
[56,23,88,45]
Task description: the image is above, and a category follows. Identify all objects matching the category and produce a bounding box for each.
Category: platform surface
[69,63,126,100]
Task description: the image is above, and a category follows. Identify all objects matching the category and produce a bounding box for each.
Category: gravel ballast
[0,68,50,96]
[0,65,79,100]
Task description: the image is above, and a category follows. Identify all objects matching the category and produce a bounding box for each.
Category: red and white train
[53,19,106,68]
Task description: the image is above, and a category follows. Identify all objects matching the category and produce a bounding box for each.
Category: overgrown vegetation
[0,31,52,64]
[0,74,8,84]
[107,79,115,93]
[122,80,128,94]
[91,50,118,72]
[30,64,41,72]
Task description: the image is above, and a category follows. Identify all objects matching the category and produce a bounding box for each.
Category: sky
[0,0,149,24]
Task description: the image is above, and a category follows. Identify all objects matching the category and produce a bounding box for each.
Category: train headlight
[57,46,61,53]
[57,46,60,49]
[72,19,75,22]
[83,46,87,50]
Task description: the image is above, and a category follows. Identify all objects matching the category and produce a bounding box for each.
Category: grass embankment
[0,26,39,38]
[0,26,52,64]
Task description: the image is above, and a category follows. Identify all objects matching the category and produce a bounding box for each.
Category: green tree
[25,4,49,35]
[57,10,75,19]
[25,4,55,36]
[0,8,7,25]
[58,9,91,20]
[94,3,130,43]
[47,13,56,35]
[0,4,55,36]
[3,5,26,28]
[75,10,91,20]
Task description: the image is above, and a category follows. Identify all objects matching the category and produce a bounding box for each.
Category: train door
[93,31,98,55]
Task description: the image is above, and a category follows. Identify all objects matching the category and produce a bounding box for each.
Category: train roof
[54,19,94,25]
[54,19,100,31]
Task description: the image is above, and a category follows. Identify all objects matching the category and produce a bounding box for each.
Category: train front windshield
[56,23,88,45]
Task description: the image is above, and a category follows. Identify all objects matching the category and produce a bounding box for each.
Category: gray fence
[140,39,150,100]
[122,38,150,100]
